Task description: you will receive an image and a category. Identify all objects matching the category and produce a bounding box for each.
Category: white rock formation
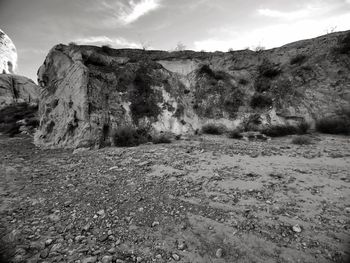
[0,29,17,74]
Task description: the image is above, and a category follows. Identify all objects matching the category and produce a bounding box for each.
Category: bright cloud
[74,36,140,48]
[258,8,313,20]
[193,12,350,51]
[120,0,161,24]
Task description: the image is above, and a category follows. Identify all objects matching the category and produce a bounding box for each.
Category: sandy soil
[0,133,349,263]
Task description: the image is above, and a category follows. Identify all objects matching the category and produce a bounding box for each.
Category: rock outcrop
[0,74,40,108]
[0,29,17,74]
[0,74,40,136]
[35,31,350,148]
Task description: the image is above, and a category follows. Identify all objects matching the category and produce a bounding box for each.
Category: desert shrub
[334,32,350,54]
[101,45,113,54]
[316,117,350,135]
[112,126,150,147]
[198,65,228,81]
[242,113,262,131]
[337,106,350,119]
[227,129,243,139]
[130,66,161,122]
[261,125,298,137]
[202,123,225,135]
[152,134,172,144]
[238,78,249,85]
[297,120,310,134]
[258,59,281,78]
[198,65,216,78]
[290,54,307,65]
[250,93,273,108]
[254,45,265,52]
[254,78,271,92]
[292,135,312,145]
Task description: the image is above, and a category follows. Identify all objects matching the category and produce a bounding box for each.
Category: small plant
[227,129,243,139]
[112,126,150,147]
[290,54,307,65]
[198,65,216,79]
[250,93,273,108]
[238,78,249,85]
[316,117,350,135]
[334,32,350,55]
[292,135,312,145]
[258,59,281,78]
[261,124,298,137]
[174,42,186,51]
[254,45,266,52]
[297,120,310,134]
[101,45,113,54]
[152,134,172,144]
[197,65,230,81]
[202,123,225,135]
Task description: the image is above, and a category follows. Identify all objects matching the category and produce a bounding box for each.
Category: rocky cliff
[0,74,40,108]
[35,31,350,148]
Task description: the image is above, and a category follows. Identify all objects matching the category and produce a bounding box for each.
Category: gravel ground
[0,133,349,263]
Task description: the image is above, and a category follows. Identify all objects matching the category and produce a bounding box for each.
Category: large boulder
[35,31,350,148]
[0,74,40,108]
[0,74,40,136]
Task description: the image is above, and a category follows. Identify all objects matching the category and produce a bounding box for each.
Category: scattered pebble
[101,255,113,263]
[292,224,302,233]
[172,253,180,261]
[152,221,160,227]
[216,248,223,258]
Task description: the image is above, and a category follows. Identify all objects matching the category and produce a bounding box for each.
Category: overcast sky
[1,0,350,81]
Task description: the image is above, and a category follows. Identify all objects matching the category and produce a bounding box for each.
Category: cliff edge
[35,31,350,148]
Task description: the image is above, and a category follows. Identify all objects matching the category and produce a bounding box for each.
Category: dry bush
[227,129,243,139]
[292,135,312,145]
[297,120,310,134]
[112,126,150,147]
[316,117,350,135]
[261,125,298,137]
[152,134,172,144]
[290,54,307,65]
[250,93,273,108]
[202,123,225,135]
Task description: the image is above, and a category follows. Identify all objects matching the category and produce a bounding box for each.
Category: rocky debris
[35,31,350,149]
[0,133,349,262]
[216,248,224,258]
[292,224,302,233]
[172,253,180,261]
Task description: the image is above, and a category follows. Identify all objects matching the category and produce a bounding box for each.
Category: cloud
[193,12,350,51]
[99,0,162,26]
[74,36,140,48]
[258,8,313,20]
[120,0,161,24]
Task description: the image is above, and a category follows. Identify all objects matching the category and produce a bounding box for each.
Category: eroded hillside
[35,31,350,148]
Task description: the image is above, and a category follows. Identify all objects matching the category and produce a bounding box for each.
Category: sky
[1,0,350,82]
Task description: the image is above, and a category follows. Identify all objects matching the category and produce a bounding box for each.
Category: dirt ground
[0,133,349,263]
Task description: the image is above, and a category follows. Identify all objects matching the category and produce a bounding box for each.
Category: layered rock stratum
[0,74,40,108]
[35,31,350,148]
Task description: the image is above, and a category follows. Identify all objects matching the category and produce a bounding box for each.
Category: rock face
[0,29,17,74]
[0,74,40,109]
[35,31,350,148]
